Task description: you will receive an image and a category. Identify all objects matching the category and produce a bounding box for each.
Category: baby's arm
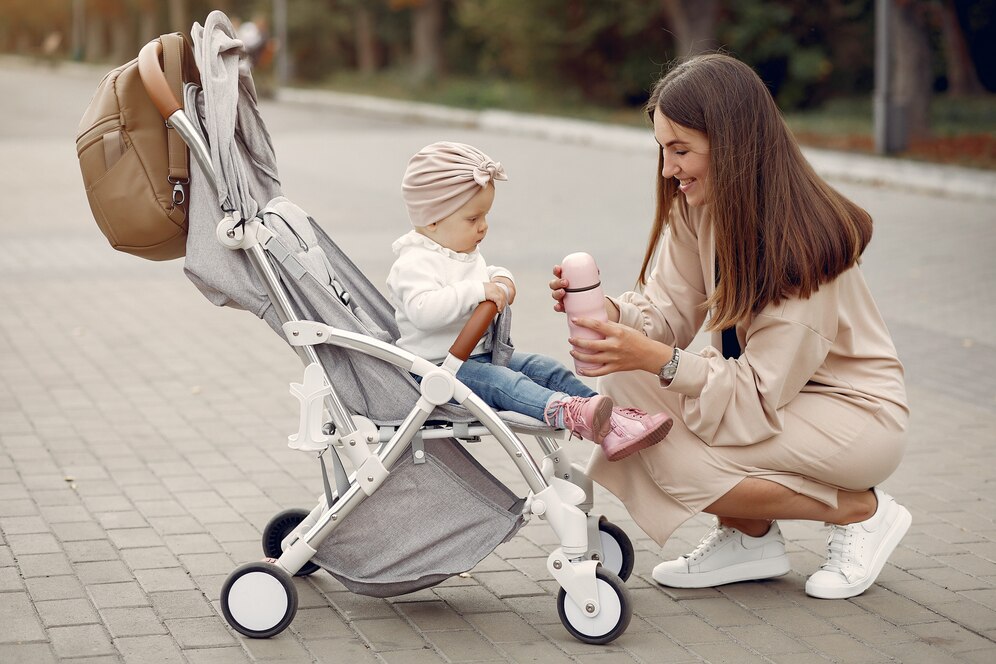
[388,257,487,330]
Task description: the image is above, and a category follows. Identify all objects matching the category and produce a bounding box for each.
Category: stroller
[140,12,635,645]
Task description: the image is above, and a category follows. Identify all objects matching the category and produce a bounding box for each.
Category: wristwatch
[658,347,680,387]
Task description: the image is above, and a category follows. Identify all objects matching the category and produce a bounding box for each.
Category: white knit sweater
[386,231,513,363]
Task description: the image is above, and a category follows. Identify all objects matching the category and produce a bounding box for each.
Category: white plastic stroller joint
[141,12,634,645]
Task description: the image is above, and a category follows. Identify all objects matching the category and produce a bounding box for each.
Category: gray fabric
[183,11,280,314]
[487,307,514,368]
[313,439,524,597]
[258,199,476,424]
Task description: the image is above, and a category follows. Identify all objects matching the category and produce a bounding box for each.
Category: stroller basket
[136,10,636,646]
[315,438,524,597]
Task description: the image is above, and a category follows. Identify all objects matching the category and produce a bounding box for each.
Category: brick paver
[1,57,995,662]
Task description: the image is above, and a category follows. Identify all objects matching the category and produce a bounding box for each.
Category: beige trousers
[589,371,907,546]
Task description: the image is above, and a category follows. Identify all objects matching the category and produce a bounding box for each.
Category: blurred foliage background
[2,0,993,166]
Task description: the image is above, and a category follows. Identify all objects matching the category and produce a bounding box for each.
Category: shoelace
[543,398,589,440]
[686,523,733,562]
[820,524,857,573]
[607,407,647,435]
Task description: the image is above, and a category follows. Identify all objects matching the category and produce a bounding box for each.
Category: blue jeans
[455,352,597,421]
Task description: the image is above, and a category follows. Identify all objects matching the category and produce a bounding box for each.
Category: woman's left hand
[569,317,671,377]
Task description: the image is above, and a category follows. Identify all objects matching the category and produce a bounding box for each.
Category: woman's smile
[678,177,697,193]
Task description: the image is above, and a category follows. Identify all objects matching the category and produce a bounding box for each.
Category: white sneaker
[805,488,912,600]
[652,520,791,588]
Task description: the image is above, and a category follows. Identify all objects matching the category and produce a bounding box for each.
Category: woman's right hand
[549,265,620,321]
[549,265,568,313]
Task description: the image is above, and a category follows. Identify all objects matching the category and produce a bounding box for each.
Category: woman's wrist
[644,344,674,375]
[605,297,620,323]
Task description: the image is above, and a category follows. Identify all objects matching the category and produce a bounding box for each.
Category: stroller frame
[139,37,634,645]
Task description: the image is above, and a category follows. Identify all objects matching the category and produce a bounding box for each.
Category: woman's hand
[549,265,568,313]
[568,316,673,377]
[549,265,620,321]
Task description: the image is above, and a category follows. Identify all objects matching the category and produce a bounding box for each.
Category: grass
[311,70,996,169]
[313,70,648,127]
[784,96,996,169]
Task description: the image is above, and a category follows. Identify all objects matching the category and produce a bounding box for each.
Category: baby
[387,141,671,461]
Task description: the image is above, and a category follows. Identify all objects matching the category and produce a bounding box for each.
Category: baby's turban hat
[402,141,507,227]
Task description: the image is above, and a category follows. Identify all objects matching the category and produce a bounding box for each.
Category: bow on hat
[474,159,505,187]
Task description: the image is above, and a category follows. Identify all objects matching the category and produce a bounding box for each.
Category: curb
[278,87,996,202]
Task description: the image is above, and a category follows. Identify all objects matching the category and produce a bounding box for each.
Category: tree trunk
[891,0,933,138]
[167,0,189,35]
[355,5,379,75]
[138,2,160,46]
[411,0,443,84]
[110,17,135,65]
[84,14,105,61]
[661,0,719,58]
[940,0,983,96]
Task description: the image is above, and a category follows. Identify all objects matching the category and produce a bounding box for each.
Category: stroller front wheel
[557,567,632,645]
[262,508,321,576]
[596,519,635,582]
[221,561,298,638]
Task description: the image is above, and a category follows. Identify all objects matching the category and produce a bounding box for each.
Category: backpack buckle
[168,177,188,206]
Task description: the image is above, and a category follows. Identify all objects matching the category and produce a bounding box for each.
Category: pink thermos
[561,252,608,373]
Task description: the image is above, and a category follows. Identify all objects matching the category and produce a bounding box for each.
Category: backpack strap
[160,34,190,189]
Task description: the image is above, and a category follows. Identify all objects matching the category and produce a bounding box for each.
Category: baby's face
[422,183,495,254]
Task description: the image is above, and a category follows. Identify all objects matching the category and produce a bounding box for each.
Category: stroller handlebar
[449,301,499,361]
[138,38,182,121]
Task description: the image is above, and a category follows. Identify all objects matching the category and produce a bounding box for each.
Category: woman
[550,54,910,600]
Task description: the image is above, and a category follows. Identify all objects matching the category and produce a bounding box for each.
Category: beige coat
[591,206,909,546]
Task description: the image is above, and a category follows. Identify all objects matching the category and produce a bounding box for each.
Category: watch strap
[658,347,680,387]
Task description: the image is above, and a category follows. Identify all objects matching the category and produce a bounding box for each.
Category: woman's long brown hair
[638,54,873,331]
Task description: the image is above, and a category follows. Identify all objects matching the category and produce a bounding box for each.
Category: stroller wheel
[557,567,632,645]
[221,560,298,638]
[597,520,635,582]
[262,508,321,576]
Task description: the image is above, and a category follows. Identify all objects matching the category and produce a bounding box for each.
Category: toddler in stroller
[389,141,673,461]
[142,10,642,647]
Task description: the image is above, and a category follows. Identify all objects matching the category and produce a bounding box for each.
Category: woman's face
[653,112,711,207]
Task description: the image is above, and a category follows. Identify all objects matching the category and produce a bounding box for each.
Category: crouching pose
[548,55,911,599]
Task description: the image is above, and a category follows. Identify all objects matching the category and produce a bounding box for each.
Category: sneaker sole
[590,397,615,444]
[653,555,791,588]
[805,504,912,600]
[604,417,673,462]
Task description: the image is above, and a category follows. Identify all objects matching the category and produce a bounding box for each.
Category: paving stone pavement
[1,58,995,663]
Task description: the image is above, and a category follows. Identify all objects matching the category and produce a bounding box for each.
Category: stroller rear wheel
[557,566,632,645]
[596,520,635,582]
[221,560,298,638]
[262,508,321,576]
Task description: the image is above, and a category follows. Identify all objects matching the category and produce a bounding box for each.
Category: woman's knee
[598,370,680,413]
[639,434,728,499]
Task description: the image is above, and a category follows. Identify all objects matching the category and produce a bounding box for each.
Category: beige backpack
[76,33,200,261]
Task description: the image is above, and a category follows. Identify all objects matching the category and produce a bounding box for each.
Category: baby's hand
[483,282,508,311]
[492,277,516,304]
